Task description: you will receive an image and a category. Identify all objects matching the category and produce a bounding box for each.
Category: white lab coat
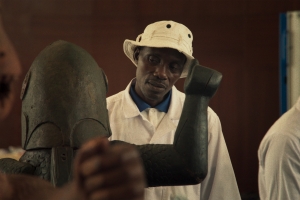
[107,80,241,200]
[258,97,300,200]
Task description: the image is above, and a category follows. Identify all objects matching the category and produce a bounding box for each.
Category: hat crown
[137,21,193,56]
[123,20,195,78]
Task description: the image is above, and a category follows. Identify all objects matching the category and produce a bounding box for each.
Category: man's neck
[129,81,171,113]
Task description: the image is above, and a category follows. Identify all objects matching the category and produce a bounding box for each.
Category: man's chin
[144,92,166,106]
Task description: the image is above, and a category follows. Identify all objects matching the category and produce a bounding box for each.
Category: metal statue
[1,40,111,186]
[0,40,222,188]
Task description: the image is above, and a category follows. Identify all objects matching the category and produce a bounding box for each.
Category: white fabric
[258,97,300,200]
[107,80,241,200]
[141,108,166,130]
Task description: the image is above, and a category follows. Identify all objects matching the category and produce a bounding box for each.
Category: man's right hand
[73,137,146,200]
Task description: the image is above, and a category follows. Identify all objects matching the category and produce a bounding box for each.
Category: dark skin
[133,47,186,107]
[0,137,146,200]
[74,137,145,200]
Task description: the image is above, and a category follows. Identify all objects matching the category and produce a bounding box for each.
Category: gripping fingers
[89,179,145,200]
[82,145,145,199]
[83,158,144,194]
[80,156,102,177]
[76,137,110,164]
[73,137,109,185]
[81,144,140,175]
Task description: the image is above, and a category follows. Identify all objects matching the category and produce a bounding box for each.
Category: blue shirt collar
[129,83,171,113]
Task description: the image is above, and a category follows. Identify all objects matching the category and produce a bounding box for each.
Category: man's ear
[133,47,140,64]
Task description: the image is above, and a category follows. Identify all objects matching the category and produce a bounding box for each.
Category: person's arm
[262,134,300,200]
[0,173,55,200]
[72,137,145,200]
[0,137,146,200]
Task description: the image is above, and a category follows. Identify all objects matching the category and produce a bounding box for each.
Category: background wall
[1,0,300,198]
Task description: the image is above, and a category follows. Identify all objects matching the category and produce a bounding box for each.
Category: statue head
[21,40,111,150]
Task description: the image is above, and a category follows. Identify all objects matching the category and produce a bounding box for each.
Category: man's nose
[153,65,167,79]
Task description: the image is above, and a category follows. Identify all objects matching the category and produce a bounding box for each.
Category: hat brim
[123,39,194,78]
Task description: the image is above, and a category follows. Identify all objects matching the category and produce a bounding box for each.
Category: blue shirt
[129,84,171,113]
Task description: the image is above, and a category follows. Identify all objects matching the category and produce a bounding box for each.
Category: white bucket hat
[123,20,194,78]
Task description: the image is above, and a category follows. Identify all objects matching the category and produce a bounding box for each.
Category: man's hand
[74,137,146,200]
[0,137,146,200]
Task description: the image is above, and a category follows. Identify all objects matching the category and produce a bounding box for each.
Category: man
[107,20,241,199]
[258,96,300,200]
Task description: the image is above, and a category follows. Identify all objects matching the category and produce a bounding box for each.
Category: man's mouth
[147,80,166,89]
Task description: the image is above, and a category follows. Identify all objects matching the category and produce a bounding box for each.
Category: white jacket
[258,97,300,200]
[107,80,241,200]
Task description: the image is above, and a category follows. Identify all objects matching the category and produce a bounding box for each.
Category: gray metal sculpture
[1,40,111,187]
[0,40,222,187]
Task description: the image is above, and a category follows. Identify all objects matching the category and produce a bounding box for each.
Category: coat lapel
[149,86,185,143]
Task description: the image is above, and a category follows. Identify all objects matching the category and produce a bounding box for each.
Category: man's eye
[170,64,180,70]
[170,63,183,73]
[148,56,159,64]
[170,64,178,69]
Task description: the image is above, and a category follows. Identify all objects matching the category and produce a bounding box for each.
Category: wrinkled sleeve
[259,134,300,200]
[200,111,241,200]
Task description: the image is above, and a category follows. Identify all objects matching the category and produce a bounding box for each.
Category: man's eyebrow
[171,56,186,63]
[147,53,161,57]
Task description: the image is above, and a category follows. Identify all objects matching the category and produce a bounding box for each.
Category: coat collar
[122,79,184,120]
[129,82,171,113]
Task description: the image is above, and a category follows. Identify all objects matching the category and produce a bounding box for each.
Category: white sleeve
[260,133,300,200]
[200,111,241,200]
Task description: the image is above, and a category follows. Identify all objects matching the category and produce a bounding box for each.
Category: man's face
[134,47,186,107]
